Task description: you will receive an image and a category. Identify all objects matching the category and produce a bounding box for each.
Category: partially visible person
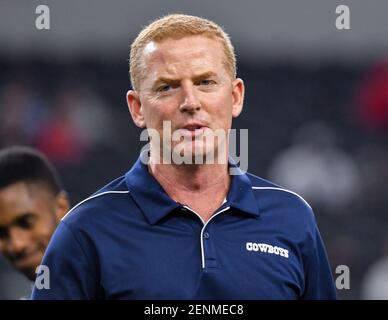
[0,146,69,288]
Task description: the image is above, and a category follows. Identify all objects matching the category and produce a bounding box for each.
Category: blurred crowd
[0,56,387,299]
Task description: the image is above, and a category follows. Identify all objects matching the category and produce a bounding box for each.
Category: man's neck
[148,161,230,222]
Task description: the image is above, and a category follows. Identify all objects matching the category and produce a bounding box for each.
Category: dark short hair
[0,146,63,195]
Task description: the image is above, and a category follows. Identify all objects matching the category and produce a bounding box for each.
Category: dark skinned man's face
[0,182,69,280]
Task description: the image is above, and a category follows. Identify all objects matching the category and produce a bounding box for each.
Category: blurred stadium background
[1,0,388,299]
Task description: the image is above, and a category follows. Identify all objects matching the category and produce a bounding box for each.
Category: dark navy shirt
[31,157,336,300]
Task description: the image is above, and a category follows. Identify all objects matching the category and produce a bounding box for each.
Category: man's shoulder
[246,172,280,188]
[62,175,131,225]
[246,171,314,218]
[245,172,318,236]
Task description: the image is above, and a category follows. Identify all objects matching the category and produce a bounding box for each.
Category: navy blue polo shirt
[31,156,336,300]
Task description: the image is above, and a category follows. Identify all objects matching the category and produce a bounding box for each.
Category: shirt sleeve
[301,216,337,300]
[31,221,101,300]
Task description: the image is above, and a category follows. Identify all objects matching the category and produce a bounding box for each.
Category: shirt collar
[125,155,260,225]
[226,160,260,218]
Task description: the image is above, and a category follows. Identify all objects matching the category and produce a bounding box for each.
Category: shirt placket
[182,205,230,270]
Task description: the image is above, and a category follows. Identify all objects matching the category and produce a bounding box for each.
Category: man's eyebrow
[0,213,35,229]
[192,71,218,81]
[153,77,180,86]
[14,213,34,222]
[154,71,218,86]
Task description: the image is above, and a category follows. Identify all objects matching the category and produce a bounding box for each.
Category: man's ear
[231,78,245,118]
[55,191,70,221]
[127,90,146,128]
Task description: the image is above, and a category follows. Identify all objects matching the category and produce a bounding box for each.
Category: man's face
[0,182,65,280]
[127,35,244,163]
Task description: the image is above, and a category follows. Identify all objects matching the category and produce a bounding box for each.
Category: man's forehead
[141,37,225,79]
[143,41,158,56]
[0,184,31,224]
[143,36,224,62]
[0,183,54,225]
[0,182,31,202]
[0,182,51,211]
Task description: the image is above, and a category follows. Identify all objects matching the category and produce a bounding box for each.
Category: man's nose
[7,227,29,254]
[179,84,201,114]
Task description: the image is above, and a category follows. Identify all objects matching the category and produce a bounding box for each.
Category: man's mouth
[178,122,208,137]
[184,124,205,130]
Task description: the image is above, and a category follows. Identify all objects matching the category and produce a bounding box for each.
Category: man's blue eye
[158,85,171,92]
[199,80,215,85]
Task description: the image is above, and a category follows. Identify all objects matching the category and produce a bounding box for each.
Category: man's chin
[14,253,43,280]
[171,149,224,165]
[17,266,37,281]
